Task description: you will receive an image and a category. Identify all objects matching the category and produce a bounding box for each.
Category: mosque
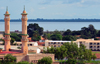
[0,7,54,63]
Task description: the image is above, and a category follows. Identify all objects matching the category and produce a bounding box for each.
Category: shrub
[17,61,29,64]
[37,57,52,64]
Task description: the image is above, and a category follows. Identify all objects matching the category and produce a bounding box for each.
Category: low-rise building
[14,42,38,46]
[45,39,100,51]
[75,38,100,51]
[45,40,71,47]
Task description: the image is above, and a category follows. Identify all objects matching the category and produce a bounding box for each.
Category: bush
[17,61,29,64]
[66,58,77,64]
[37,57,52,64]
[17,47,21,49]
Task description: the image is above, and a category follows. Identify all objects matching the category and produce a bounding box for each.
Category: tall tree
[63,29,72,36]
[50,34,62,40]
[27,23,43,37]
[62,35,76,41]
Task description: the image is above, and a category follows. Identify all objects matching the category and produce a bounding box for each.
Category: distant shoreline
[0,19,100,22]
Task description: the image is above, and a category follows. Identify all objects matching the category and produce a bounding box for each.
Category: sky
[0,0,100,19]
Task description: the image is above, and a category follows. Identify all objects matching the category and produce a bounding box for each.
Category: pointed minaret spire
[6,6,8,11]
[24,5,25,11]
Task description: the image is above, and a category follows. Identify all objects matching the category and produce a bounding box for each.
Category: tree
[0,54,16,64]
[63,29,72,36]
[4,54,16,62]
[62,35,76,41]
[53,30,61,34]
[67,58,77,64]
[10,38,15,45]
[78,44,93,61]
[50,34,62,40]
[37,57,52,64]
[10,33,21,41]
[55,45,67,60]
[63,42,79,59]
[80,24,97,39]
[92,54,96,60]
[27,23,43,37]
[32,36,40,41]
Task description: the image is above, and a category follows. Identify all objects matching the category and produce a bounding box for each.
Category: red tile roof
[0,51,20,54]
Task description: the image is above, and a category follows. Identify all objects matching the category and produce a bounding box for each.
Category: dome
[23,10,26,13]
[5,11,9,14]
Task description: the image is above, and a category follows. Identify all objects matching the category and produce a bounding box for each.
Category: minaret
[21,6,28,54]
[4,6,11,51]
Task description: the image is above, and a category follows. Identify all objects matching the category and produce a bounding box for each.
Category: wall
[26,53,54,63]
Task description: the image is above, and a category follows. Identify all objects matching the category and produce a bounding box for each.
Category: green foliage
[53,30,61,34]
[0,54,16,64]
[80,24,97,39]
[10,37,15,45]
[37,57,52,64]
[63,29,72,36]
[17,46,21,49]
[10,33,21,41]
[79,44,93,61]
[67,58,77,64]
[50,34,62,40]
[4,54,16,62]
[17,61,29,64]
[27,23,43,37]
[32,36,40,41]
[92,54,97,60]
[46,33,51,40]
[63,42,79,59]
[44,42,96,62]
[0,39,5,45]
[62,35,76,41]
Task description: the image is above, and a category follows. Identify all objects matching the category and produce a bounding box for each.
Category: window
[97,46,99,48]
[51,42,53,44]
[30,44,32,46]
[94,49,96,51]
[58,42,60,44]
[94,46,96,48]
[61,42,63,44]
[94,43,96,45]
[90,46,92,48]
[54,45,56,47]
[58,45,60,47]
[90,43,92,45]
[97,43,99,45]
[54,42,56,44]
[49,42,50,44]
[80,41,82,44]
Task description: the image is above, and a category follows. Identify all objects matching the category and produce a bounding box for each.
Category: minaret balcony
[4,37,11,41]
[21,38,28,42]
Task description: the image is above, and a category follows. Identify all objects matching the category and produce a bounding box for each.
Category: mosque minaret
[4,7,11,51]
[21,6,28,54]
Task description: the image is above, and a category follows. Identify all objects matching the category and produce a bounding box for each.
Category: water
[0,22,100,31]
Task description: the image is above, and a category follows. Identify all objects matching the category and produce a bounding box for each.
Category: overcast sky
[0,0,100,19]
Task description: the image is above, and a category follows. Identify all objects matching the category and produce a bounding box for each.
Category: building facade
[45,39,100,51]
[45,40,71,47]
